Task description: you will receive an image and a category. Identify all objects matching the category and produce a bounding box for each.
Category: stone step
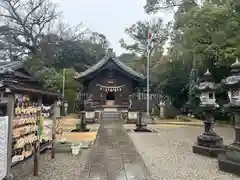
[101,113,120,115]
[103,108,117,112]
[101,112,121,119]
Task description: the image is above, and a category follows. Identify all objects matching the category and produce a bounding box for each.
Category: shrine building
[75,49,145,108]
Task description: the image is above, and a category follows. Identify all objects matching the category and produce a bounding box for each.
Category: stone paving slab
[79,113,152,180]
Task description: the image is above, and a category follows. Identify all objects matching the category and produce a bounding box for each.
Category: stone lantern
[63,101,68,115]
[56,98,62,118]
[192,69,223,157]
[159,100,165,118]
[218,59,240,176]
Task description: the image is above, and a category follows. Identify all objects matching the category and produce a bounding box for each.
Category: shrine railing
[76,92,163,103]
[133,93,162,112]
[131,92,163,104]
[73,92,164,112]
[76,92,88,101]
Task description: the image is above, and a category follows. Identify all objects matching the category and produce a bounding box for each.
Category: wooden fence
[76,92,88,101]
[73,92,165,112]
[132,93,164,111]
[76,92,163,102]
[132,92,162,103]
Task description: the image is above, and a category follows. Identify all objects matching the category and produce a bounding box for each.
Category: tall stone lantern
[218,59,240,176]
[192,70,224,157]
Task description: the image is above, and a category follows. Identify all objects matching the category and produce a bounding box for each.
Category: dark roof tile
[76,57,145,80]
[0,61,23,74]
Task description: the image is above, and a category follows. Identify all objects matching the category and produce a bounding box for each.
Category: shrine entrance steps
[79,111,152,179]
[101,110,121,120]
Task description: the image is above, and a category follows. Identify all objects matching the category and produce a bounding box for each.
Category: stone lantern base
[193,132,224,157]
[218,148,240,176]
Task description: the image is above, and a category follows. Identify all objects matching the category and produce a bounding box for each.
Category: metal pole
[147,44,150,116]
[62,69,65,99]
[62,69,65,116]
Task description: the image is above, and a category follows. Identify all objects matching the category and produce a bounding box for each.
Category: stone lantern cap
[222,59,240,108]
[196,69,219,92]
[231,58,240,73]
[222,59,240,88]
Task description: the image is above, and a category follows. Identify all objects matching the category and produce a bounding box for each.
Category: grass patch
[216,120,230,125]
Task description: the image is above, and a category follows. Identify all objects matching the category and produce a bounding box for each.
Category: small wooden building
[0,61,59,105]
[75,49,145,109]
[0,60,60,178]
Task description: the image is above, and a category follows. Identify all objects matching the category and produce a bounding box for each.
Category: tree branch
[0,0,60,55]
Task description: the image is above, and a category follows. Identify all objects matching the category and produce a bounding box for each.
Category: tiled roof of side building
[0,61,23,74]
[0,60,36,81]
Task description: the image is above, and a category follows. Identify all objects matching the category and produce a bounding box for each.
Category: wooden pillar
[51,100,57,159]
[33,97,42,176]
[100,92,105,105]
[115,91,119,105]
[5,91,14,180]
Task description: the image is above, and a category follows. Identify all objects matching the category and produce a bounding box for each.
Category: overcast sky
[53,0,173,55]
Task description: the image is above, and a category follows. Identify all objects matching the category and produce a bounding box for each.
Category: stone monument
[127,94,139,123]
[84,94,95,123]
[159,101,166,118]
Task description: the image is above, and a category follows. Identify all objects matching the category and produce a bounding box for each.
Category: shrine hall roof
[75,57,145,80]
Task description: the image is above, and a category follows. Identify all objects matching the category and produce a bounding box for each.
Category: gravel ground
[13,150,89,180]
[127,125,240,180]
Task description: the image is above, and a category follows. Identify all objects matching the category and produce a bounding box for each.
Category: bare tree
[0,0,60,56]
[0,33,21,61]
[144,0,197,13]
[144,0,237,13]
[55,21,89,41]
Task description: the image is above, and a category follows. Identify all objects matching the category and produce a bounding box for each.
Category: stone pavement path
[79,112,152,180]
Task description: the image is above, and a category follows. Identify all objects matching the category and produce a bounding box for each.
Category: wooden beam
[33,97,42,176]
[6,92,14,179]
[51,101,57,159]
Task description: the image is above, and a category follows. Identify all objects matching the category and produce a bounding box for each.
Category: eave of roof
[0,61,22,73]
[0,60,36,81]
[1,80,60,97]
[75,57,145,80]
